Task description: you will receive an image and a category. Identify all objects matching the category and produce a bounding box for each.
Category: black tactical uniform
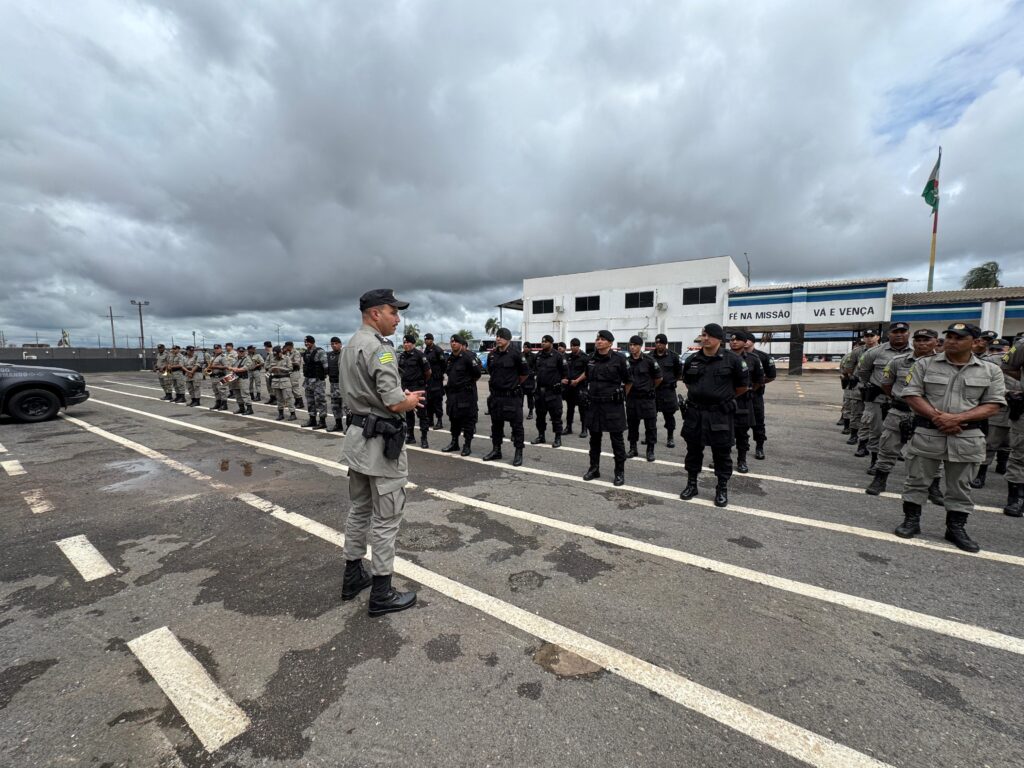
[652,337,683,448]
[422,336,447,428]
[444,337,483,455]
[563,342,590,436]
[399,341,432,447]
[522,346,537,419]
[748,343,777,458]
[326,343,345,431]
[485,332,530,465]
[626,337,662,462]
[679,324,750,507]
[583,331,632,487]
[532,339,568,447]
[730,333,764,473]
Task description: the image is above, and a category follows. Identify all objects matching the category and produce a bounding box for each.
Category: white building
[520,256,747,352]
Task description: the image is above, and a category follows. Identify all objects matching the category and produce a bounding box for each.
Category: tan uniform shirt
[155,351,170,371]
[881,350,935,402]
[857,342,911,387]
[165,352,185,371]
[340,324,407,485]
[902,352,1006,462]
[250,353,265,372]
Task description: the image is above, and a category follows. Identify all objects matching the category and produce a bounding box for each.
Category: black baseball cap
[979,330,999,341]
[889,322,910,332]
[945,322,981,338]
[912,328,938,339]
[654,333,668,344]
[330,336,341,343]
[862,329,878,337]
[359,289,409,311]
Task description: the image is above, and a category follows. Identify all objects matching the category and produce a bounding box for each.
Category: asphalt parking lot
[2,372,1023,767]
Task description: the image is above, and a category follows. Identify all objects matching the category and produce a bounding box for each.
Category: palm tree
[484,317,500,337]
[962,261,1001,289]
[403,323,421,344]
[455,328,475,345]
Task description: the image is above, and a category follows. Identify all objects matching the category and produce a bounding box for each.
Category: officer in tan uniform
[268,346,298,420]
[154,344,174,400]
[166,345,187,403]
[856,323,911,471]
[247,345,265,402]
[207,344,230,410]
[228,345,254,414]
[283,341,304,409]
[183,346,203,406]
[1001,334,1024,516]
[896,323,1005,552]
[972,337,1014,489]
[339,289,424,616]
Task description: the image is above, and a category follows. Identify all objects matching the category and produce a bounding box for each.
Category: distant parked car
[0,363,90,422]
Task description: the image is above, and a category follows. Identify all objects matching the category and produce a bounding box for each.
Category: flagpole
[927,206,938,292]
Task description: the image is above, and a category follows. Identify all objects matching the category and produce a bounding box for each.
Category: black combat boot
[927,478,944,506]
[680,475,699,500]
[995,450,1009,475]
[328,418,344,433]
[866,452,878,475]
[368,574,417,616]
[245,404,254,415]
[436,417,444,430]
[288,411,297,421]
[854,440,868,457]
[234,403,246,414]
[646,444,655,462]
[460,439,473,457]
[613,461,625,487]
[312,414,326,429]
[835,415,845,426]
[531,433,546,445]
[276,409,285,421]
[582,464,600,481]
[969,464,988,489]
[295,397,305,409]
[714,479,728,508]
[268,395,277,405]
[341,559,372,601]
[513,447,524,467]
[865,470,888,495]
[482,444,503,461]
[563,423,573,435]
[420,432,429,449]
[174,393,186,403]
[441,438,461,453]
[253,393,261,402]
[736,451,749,474]
[193,398,202,407]
[304,413,317,427]
[579,427,589,438]
[846,432,859,445]
[1004,483,1024,517]
[406,430,416,445]
[754,442,765,460]
[527,408,534,419]
[162,393,173,401]
[626,441,639,459]
[841,418,851,435]
[552,433,562,448]
[944,510,980,553]
[185,398,195,407]
[666,437,675,448]
[894,501,922,538]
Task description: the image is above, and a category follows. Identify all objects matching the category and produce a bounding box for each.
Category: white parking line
[21,489,54,514]
[74,400,1024,569]
[0,441,7,452]
[94,381,1007,515]
[2,459,27,476]
[127,626,250,752]
[64,413,1024,657]
[54,535,116,581]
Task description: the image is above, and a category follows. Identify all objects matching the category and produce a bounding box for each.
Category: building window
[575,295,600,312]
[683,286,717,305]
[625,291,654,309]
[532,299,554,315]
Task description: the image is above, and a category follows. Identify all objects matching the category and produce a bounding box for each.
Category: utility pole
[744,252,751,286]
[192,331,197,348]
[274,323,283,346]
[99,306,125,349]
[130,299,150,370]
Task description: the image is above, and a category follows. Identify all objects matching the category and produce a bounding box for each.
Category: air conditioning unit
[554,305,564,313]
[656,302,668,311]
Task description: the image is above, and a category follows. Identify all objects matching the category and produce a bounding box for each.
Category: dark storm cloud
[1,0,1022,346]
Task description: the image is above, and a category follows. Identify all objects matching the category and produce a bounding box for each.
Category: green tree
[403,323,421,344]
[484,317,500,337]
[455,328,475,345]
[961,261,1001,289]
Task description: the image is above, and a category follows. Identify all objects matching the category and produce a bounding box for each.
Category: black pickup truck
[0,363,90,422]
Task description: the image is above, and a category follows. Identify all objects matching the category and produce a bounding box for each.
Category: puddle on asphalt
[211,458,281,479]
[532,642,604,680]
[101,459,165,492]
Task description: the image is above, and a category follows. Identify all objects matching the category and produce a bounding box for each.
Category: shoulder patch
[378,349,395,365]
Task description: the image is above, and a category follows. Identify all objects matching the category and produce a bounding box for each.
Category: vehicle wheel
[8,389,61,423]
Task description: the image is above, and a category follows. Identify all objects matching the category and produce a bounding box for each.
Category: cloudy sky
[2,0,1023,348]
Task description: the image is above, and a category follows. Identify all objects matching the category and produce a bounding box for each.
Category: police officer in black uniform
[399,334,432,448]
[443,334,482,456]
[484,328,530,466]
[652,333,683,448]
[522,343,537,419]
[326,336,345,432]
[531,334,568,448]
[679,323,750,507]
[582,330,632,487]
[422,333,446,429]
[563,338,590,437]
[626,335,662,462]
[729,331,764,473]
[744,333,777,459]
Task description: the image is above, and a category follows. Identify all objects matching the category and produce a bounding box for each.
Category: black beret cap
[403,334,416,344]
[541,334,554,343]
[654,333,668,344]
[729,331,745,342]
[496,327,512,341]
[424,333,434,340]
[912,328,938,339]
[272,345,281,353]
[629,335,644,345]
[246,345,255,350]
[597,330,615,342]
[570,338,581,346]
[305,335,315,343]
[702,323,725,341]
[451,334,467,346]
[264,341,273,346]
[330,336,341,343]
[359,288,409,312]
[945,322,981,338]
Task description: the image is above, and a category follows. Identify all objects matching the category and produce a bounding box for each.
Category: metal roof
[893,286,1024,306]
[498,298,523,311]
[729,278,905,295]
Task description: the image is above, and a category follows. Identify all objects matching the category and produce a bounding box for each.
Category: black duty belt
[686,399,733,413]
[913,416,983,431]
[490,387,522,397]
[891,401,911,413]
[350,413,395,428]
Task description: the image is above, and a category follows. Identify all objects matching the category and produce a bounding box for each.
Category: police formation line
[838,321,1023,553]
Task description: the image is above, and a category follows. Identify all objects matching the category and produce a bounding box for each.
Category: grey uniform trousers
[158,373,174,395]
[859,399,886,451]
[230,377,252,407]
[186,376,202,400]
[985,422,1010,464]
[875,411,912,474]
[343,471,407,575]
[330,381,344,424]
[289,371,303,402]
[1007,417,1024,484]
[304,378,327,418]
[170,371,186,396]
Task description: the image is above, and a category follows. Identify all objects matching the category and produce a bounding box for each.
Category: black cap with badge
[979,330,999,342]
[450,334,467,346]
[403,334,416,344]
[542,334,554,343]
[862,329,878,337]
[889,322,910,332]
[359,288,410,312]
[629,335,644,346]
[912,328,938,339]
[655,333,668,344]
[597,330,615,342]
[424,333,434,340]
[945,322,981,338]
